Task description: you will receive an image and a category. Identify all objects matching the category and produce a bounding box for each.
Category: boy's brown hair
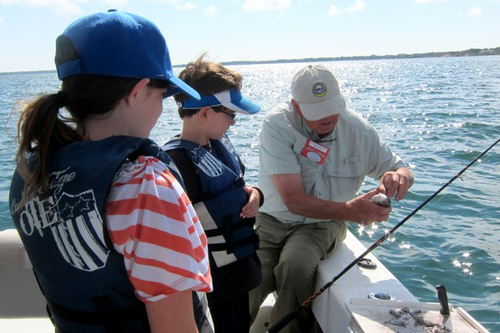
[174,53,243,118]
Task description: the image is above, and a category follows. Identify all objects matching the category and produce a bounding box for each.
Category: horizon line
[2,46,499,75]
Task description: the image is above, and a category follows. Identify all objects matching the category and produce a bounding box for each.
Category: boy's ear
[197,106,211,122]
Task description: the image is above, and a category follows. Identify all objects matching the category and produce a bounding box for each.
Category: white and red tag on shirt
[301,139,330,165]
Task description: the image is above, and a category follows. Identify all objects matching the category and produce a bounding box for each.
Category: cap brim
[215,90,261,115]
[298,93,346,121]
[224,96,261,115]
[180,89,261,114]
[165,75,200,100]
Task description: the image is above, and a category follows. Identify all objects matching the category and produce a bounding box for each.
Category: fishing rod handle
[267,306,303,333]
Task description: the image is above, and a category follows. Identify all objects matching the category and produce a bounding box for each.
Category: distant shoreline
[2,46,499,75]
[208,46,500,67]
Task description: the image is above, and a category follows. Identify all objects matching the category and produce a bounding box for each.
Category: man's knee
[274,256,317,288]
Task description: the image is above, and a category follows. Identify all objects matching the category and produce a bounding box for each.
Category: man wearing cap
[163,55,263,333]
[249,64,414,332]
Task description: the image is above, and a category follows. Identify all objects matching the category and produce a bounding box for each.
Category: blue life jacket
[9,136,184,333]
[164,136,259,268]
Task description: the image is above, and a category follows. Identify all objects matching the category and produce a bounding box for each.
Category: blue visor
[182,89,261,115]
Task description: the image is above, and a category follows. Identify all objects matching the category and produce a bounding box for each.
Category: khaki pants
[249,213,346,333]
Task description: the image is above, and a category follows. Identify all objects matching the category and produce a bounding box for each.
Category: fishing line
[267,138,500,333]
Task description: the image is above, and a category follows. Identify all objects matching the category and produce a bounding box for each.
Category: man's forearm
[283,192,350,221]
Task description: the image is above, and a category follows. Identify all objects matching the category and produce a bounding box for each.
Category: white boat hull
[0,229,489,332]
[0,229,52,331]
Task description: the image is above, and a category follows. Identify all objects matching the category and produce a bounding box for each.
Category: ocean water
[1,56,499,332]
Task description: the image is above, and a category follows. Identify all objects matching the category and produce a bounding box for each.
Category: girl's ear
[126,78,150,107]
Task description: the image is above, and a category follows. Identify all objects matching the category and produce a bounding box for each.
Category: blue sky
[0,0,499,73]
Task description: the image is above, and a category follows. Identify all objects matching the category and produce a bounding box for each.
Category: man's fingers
[395,176,410,201]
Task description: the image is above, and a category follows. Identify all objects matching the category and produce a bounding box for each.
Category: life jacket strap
[208,232,260,254]
[204,216,255,238]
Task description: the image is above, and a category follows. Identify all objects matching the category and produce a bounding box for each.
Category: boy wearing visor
[163,55,263,333]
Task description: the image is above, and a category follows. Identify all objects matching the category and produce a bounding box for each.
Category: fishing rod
[268,138,500,333]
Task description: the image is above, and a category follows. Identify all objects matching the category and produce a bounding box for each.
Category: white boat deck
[313,230,488,333]
[313,230,418,332]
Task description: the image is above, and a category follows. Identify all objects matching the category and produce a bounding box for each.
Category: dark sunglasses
[213,107,237,120]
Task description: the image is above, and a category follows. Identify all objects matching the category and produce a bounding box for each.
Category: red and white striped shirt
[106,155,212,302]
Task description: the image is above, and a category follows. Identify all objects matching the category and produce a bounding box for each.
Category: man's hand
[379,167,414,201]
[345,190,392,226]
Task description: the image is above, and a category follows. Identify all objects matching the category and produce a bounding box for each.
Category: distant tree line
[197,46,500,67]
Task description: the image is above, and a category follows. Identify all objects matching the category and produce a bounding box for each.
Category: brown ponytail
[15,91,81,199]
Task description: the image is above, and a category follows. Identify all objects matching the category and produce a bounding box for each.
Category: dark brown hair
[15,74,168,203]
[174,53,243,118]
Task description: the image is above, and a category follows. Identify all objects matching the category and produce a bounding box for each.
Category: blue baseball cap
[55,10,200,100]
[182,89,261,115]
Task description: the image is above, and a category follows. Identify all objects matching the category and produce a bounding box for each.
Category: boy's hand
[240,186,260,218]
